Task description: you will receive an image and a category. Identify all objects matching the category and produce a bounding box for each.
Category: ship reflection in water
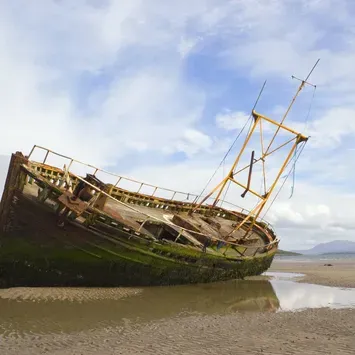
[0,272,355,337]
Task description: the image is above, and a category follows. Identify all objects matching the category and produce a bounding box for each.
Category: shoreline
[1,257,355,354]
[269,257,355,288]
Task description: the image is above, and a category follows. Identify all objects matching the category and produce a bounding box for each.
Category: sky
[1,0,355,250]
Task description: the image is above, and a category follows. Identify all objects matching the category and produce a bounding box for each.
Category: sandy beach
[85,258,355,355]
[2,258,355,355]
[270,257,355,288]
[3,309,354,355]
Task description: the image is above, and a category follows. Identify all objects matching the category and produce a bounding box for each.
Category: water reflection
[265,272,355,311]
[0,280,279,336]
[0,272,355,337]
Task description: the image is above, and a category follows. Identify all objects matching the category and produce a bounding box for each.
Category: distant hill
[292,240,355,255]
[276,249,301,256]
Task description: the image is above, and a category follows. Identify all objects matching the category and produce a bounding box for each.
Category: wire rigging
[193,115,252,205]
[260,140,308,220]
[289,144,298,199]
[285,83,317,199]
[195,80,267,205]
[304,84,317,134]
[195,68,316,218]
[220,116,254,208]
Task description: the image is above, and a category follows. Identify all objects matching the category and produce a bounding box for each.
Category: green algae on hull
[0,152,278,287]
[0,234,275,288]
[0,197,275,287]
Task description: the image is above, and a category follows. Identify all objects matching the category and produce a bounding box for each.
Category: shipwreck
[0,67,317,287]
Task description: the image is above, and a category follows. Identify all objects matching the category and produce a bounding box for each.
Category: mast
[192,60,319,237]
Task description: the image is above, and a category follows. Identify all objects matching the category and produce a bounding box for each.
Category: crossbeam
[191,60,319,237]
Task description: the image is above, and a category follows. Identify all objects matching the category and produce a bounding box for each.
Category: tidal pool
[0,272,354,337]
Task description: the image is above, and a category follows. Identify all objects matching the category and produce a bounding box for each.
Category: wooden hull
[0,152,277,288]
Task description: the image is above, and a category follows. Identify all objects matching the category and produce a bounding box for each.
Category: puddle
[263,271,305,280]
[1,272,355,336]
[267,273,355,311]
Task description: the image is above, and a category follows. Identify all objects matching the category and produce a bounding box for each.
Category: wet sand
[270,257,355,288]
[2,309,355,354]
[1,258,355,355]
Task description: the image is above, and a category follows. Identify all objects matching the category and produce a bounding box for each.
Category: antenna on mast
[264,58,320,155]
[292,58,319,87]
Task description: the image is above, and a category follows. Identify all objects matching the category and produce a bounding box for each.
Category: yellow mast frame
[191,60,319,238]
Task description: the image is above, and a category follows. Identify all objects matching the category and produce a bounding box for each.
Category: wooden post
[43,150,49,164]
[93,183,111,210]
[0,152,29,232]
[151,186,158,197]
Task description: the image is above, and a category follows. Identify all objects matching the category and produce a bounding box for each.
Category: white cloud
[178,36,202,58]
[174,129,213,157]
[0,1,210,164]
[306,108,355,148]
[216,110,250,131]
[1,0,355,251]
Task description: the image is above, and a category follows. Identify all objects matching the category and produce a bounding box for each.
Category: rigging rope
[220,179,232,208]
[195,115,252,204]
[284,84,316,199]
[260,140,308,220]
[220,116,254,207]
[198,76,316,222]
[289,144,298,199]
[195,81,267,205]
[304,84,317,134]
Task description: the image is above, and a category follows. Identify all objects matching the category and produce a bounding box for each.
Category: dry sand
[270,258,355,288]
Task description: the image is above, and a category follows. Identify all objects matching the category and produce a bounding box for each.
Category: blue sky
[1,0,355,250]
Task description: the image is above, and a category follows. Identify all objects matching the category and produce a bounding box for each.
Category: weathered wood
[58,191,89,215]
[0,151,279,287]
[0,152,28,232]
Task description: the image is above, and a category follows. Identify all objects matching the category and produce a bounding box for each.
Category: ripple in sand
[0,287,143,302]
